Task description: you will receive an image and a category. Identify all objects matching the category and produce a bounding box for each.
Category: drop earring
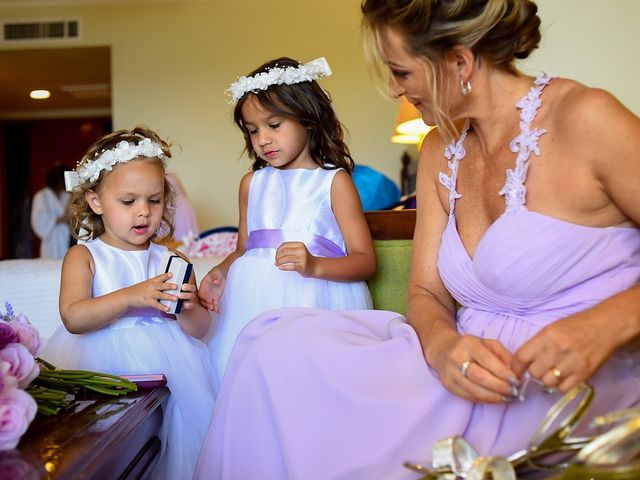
[460,79,472,96]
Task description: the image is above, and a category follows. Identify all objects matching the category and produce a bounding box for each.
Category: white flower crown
[226,57,332,104]
[65,137,164,192]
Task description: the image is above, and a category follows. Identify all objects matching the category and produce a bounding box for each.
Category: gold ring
[551,367,562,379]
[460,360,472,378]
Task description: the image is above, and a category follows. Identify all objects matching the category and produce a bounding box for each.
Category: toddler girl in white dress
[41,126,215,480]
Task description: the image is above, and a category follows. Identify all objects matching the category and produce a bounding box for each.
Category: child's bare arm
[199,172,251,311]
[275,171,376,282]
[59,244,177,334]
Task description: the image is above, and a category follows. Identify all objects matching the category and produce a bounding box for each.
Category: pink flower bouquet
[0,303,137,451]
[0,304,40,450]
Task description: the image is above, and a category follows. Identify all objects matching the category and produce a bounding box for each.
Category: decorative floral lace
[438,73,552,216]
[439,121,470,219]
[499,73,551,212]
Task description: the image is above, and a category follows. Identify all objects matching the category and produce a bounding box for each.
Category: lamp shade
[391,97,434,145]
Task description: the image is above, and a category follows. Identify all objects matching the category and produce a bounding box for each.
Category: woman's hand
[275,241,316,277]
[512,310,621,393]
[198,268,226,312]
[427,332,519,403]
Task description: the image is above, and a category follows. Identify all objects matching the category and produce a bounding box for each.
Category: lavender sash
[109,308,174,329]
[246,229,345,258]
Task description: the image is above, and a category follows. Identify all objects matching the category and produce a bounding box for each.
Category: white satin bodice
[247,166,346,253]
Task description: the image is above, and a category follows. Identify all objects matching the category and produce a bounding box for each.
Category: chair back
[365,210,416,316]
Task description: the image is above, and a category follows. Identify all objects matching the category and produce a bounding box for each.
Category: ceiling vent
[2,19,80,42]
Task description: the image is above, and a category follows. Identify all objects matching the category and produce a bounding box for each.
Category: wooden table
[0,387,169,479]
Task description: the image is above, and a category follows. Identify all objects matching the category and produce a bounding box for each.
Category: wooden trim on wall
[364,209,416,241]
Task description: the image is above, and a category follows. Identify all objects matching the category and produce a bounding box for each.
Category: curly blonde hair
[69,126,175,242]
[361,0,541,141]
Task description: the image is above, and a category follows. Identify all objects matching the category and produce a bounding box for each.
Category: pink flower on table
[0,388,37,450]
[0,324,17,351]
[0,370,17,395]
[8,316,41,357]
[0,345,39,390]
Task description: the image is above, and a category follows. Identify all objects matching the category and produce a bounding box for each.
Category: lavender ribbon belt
[109,308,174,329]
[246,229,346,258]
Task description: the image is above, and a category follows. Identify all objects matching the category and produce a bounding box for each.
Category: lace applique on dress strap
[439,121,471,218]
[499,73,552,213]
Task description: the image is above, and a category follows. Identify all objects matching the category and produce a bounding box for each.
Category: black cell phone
[121,374,167,389]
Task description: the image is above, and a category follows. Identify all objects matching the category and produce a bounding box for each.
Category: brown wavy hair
[361,0,541,141]
[69,126,175,241]
[232,57,355,174]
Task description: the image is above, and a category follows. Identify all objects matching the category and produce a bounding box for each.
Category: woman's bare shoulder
[419,126,450,176]
[548,78,637,137]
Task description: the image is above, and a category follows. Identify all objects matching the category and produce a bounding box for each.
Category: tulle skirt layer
[42,318,217,480]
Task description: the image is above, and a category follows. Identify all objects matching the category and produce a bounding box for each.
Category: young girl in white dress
[41,126,216,480]
[199,57,376,383]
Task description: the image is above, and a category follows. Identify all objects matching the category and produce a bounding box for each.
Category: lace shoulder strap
[438,121,470,218]
[499,73,552,212]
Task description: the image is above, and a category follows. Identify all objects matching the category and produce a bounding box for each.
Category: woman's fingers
[458,376,512,404]
[456,359,517,400]
[449,362,512,403]
[481,339,518,381]
[460,359,517,399]
[526,353,589,393]
[443,335,517,402]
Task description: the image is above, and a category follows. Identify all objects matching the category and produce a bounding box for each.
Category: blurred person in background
[167,171,200,242]
[30,164,71,259]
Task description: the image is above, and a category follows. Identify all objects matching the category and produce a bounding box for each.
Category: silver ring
[460,360,472,378]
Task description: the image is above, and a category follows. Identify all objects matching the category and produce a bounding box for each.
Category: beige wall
[1,0,638,231]
[525,0,640,114]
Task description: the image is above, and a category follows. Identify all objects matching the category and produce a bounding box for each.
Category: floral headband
[226,57,332,104]
[64,137,164,192]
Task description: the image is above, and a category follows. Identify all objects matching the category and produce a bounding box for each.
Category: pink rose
[0,389,37,451]
[0,324,17,351]
[0,344,39,389]
[0,370,17,395]
[8,317,41,357]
